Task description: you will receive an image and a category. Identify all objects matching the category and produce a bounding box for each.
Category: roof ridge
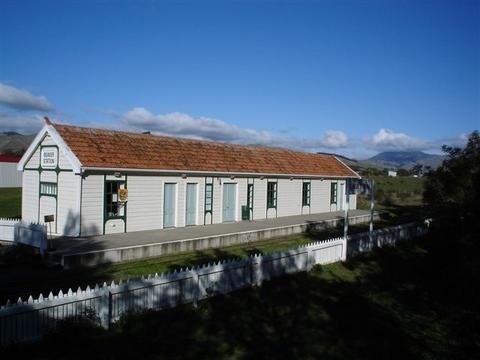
[53,123,335,157]
[50,123,358,177]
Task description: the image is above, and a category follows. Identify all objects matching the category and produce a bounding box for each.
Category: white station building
[17,120,360,237]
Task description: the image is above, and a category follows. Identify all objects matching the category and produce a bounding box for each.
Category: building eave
[80,166,361,179]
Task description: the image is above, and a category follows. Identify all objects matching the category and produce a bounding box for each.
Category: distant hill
[317,152,382,174]
[0,132,35,155]
[317,150,445,175]
[365,151,445,170]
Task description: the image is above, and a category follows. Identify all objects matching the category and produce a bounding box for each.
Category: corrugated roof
[53,124,359,178]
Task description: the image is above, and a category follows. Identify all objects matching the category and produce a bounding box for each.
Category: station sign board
[40,147,58,169]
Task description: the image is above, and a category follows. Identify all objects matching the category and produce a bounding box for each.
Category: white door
[185,183,197,226]
[163,183,176,228]
[222,183,236,222]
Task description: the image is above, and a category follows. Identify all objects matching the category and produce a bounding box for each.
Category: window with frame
[205,183,213,213]
[105,181,125,218]
[330,182,338,204]
[267,181,277,209]
[247,183,254,210]
[302,182,311,206]
[40,182,57,196]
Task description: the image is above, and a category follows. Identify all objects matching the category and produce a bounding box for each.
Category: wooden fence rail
[0,221,429,346]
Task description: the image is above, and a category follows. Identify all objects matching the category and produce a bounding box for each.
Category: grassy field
[3,235,477,359]
[361,175,424,206]
[357,175,425,217]
[0,187,21,218]
[0,221,385,303]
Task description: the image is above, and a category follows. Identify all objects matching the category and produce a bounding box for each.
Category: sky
[0,0,478,159]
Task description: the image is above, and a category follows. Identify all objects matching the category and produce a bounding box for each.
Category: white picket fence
[347,220,430,256]
[0,218,47,254]
[0,221,429,346]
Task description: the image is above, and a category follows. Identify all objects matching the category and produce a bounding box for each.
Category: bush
[0,244,41,265]
[424,131,479,242]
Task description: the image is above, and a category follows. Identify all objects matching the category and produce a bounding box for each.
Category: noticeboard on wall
[40,147,58,169]
[118,188,128,203]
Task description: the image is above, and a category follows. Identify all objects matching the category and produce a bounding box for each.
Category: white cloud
[365,128,428,151]
[321,130,349,148]
[0,112,45,134]
[122,107,349,150]
[433,133,469,150]
[0,83,54,111]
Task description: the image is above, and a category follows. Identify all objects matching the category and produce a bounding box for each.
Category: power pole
[342,179,350,260]
[370,178,375,234]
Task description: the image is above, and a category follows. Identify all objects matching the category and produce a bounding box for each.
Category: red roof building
[18,121,360,237]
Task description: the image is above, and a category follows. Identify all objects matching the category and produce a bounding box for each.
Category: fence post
[376,228,382,248]
[251,254,263,286]
[99,289,112,329]
[108,291,113,329]
[192,268,199,307]
[306,247,314,271]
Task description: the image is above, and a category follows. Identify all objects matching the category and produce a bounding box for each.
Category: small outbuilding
[0,154,22,188]
[17,120,360,236]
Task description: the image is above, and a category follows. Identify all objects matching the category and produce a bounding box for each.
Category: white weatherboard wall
[252,178,267,220]
[80,175,104,236]
[310,179,331,214]
[127,176,163,232]
[21,171,39,223]
[277,179,302,217]
[126,175,207,232]
[0,162,22,188]
[80,174,356,236]
[20,134,80,235]
[57,172,81,236]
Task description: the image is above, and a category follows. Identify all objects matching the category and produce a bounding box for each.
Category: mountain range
[364,151,445,170]
[0,132,35,155]
[321,151,445,173]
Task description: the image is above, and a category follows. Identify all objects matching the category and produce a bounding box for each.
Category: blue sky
[0,0,478,158]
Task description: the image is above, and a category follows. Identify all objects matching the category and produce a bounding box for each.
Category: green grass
[0,187,21,218]
[108,233,316,278]
[4,236,478,359]
[357,175,427,223]
[0,233,314,303]
[0,221,379,303]
[358,175,425,209]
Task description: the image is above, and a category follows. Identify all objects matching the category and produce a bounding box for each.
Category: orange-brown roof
[53,124,359,178]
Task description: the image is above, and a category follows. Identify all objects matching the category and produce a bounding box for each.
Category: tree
[396,169,409,177]
[410,164,423,176]
[423,131,480,241]
[361,167,383,177]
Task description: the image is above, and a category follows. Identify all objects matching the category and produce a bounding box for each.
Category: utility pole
[370,178,375,234]
[342,179,350,260]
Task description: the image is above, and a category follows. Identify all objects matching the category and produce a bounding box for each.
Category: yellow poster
[118,188,128,202]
